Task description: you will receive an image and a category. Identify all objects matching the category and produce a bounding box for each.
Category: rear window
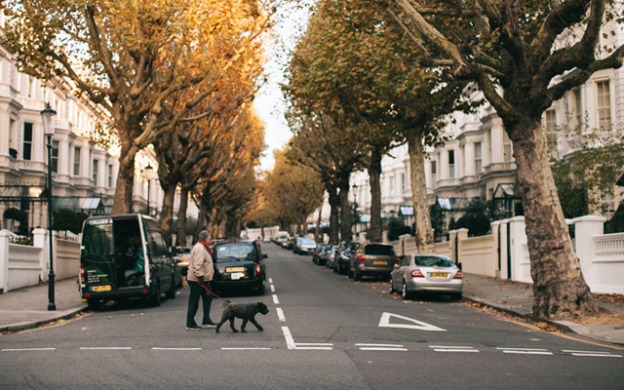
[301,238,315,245]
[414,256,454,267]
[214,243,256,263]
[82,220,114,263]
[364,244,395,256]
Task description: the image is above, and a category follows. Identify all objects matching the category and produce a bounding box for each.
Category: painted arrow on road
[378,312,447,332]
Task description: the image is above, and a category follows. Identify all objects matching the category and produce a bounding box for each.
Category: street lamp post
[352,183,358,234]
[145,164,153,216]
[41,103,57,311]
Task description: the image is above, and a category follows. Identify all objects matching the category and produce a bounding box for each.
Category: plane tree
[371,0,624,317]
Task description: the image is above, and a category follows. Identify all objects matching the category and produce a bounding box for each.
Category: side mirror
[262,254,268,259]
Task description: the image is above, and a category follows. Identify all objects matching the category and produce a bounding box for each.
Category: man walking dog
[186,230,217,330]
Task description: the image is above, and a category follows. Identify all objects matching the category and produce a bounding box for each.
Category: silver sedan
[390,254,463,300]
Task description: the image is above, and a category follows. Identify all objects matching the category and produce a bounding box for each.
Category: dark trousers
[186,280,213,327]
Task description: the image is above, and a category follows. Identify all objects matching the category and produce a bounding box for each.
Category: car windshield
[301,238,315,245]
[341,242,358,252]
[215,243,256,263]
[414,256,454,267]
[364,244,395,256]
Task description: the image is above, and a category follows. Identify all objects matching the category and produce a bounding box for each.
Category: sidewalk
[0,277,86,332]
[1,274,623,346]
[463,273,624,346]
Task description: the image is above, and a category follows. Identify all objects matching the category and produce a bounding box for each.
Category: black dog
[215,300,269,333]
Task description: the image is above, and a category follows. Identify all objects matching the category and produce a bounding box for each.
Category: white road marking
[1,348,56,352]
[571,353,622,358]
[496,348,548,351]
[276,308,286,321]
[79,347,132,350]
[430,346,479,353]
[563,350,611,354]
[272,294,280,304]
[152,347,201,351]
[356,344,404,347]
[496,347,552,355]
[221,348,271,350]
[269,278,273,283]
[270,285,275,293]
[429,345,473,348]
[281,326,333,350]
[359,347,408,351]
[378,312,446,332]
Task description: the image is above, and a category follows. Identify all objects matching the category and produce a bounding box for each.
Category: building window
[431,161,437,187]
[596,80,611,129]
[448,150,455,178]
[92,159,98,185]
[390,175,395,196]
[544,109,557,151]
[108,164,113,188]
[401,173,405,193]
[503,131,512,162]
[23,123,33,160]
[74,147,81,176]
[573,87,583,131]
[474,142,483,174]
[51,140,59,173]
[461,145,465,176]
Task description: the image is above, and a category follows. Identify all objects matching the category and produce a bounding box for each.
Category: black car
[312,244,330,265]
[334,241,359,275]
[211,240,267,296]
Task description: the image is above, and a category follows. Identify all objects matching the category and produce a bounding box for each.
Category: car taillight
[79,263,85,287]
[394,256,400,264]
[453,270,463,279]
[411,269,424,278]
[357,255,366,262]
[256,265,261,275]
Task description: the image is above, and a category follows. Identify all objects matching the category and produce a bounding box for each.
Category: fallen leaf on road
[427,309,433,312]
[81,327,88,331]
[536,322,562,333]
[530,338,540,341]
[107,316,112,319]
[496,300,507,304]
[140,313,144,316]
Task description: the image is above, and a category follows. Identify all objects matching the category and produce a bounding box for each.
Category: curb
[0,305,88,333]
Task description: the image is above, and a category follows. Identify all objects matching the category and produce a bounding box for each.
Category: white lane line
[295,343,334,346]
[281,326,333,350]
[270,285,275,293]
[276,308,286,322]
[496,348,548,351]
[502,350,553,355]
[152,347,201,351]
[563,350,611,354]
[571,353,622,358]
[272,294,280,304]
[430,346,479,353]
[79,347,132,350]
[356,344,404,347]
[221,348,271,350]
[1,348,56,352]
[359,347,408,351]
[269,278,273,283]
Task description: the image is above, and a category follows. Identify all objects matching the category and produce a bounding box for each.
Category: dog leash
[197,280,228,302]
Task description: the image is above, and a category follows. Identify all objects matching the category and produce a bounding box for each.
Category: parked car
[79,214,179,310]
[312,244,330,264]
[294,237,317,255]
[326,245,340,269]
[211,240,267,296]
[172,246,192,275]
[333,241,359,274]
[348,243,399,281]
[390,254,463,300]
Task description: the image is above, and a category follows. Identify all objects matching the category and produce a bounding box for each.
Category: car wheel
[389,278,395,293]
[333,264,338,273]
[347,267,353,279]
[150,283,161,307]
[452,292,462,300]
[165,278,176,300]
[87,298,100,311]
[354,269,361,281]
[401,281,411,300]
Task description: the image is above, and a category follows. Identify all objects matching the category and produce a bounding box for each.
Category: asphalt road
[0,243,622,389]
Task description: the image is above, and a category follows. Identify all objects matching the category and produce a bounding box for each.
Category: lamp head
[41,103,57,136]
[145,163,154,181]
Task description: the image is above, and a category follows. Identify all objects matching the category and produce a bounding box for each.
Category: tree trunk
[176,188,189,247]
[328,185,340,245]
[339,178,352,242]
[211,208,220,239]
[315,200,323,243]
[407,130,434,253]
[510,116,595,318]
[368,148,382,243]
[195,182,211,243]
[159,184,177,246]
[111,145,136,214]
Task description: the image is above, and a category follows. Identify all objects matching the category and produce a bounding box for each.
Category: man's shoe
[186,325,201,331]
[202,322,217,328]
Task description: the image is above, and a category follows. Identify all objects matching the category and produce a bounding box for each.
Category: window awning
[493,183,520,199]
[398,206,414,216]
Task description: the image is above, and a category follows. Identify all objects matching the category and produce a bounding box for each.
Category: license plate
[226,267,245,272]
[230,272,244,280]
[430,272,448,277]
[91,285,111,292]
[373,261,387,265]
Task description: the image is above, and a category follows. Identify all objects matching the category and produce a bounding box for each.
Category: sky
[254,4,311,172]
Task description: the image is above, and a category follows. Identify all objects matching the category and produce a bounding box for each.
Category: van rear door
[81,218,116,293]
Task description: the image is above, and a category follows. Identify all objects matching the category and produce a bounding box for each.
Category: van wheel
[150,283,161,307]
[87,298,100,311]
[165,279,176,300]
